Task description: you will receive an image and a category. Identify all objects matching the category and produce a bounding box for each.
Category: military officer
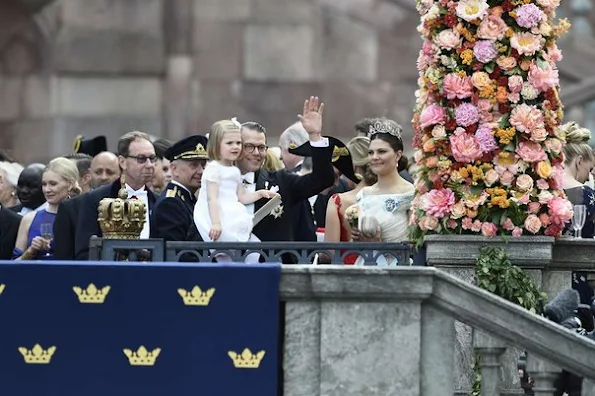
[150,135,209,242]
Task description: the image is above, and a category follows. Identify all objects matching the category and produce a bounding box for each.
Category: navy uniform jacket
[74,180,158,260]
[52,194,84,260]
[0,204,22,260]
[150,182,202,242]
[252,144,334,243]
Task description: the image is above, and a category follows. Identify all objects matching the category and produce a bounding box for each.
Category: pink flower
[530,128,548,142]
[528,201,541,213]
[544,138,562,154]
[419,216,440,231]
[481,222,498,237]
[450,133,483,163]
[516,174,534,191]
[500,170,515,186]
[509,104,545,133]
[477,99,493,113]
[451,201,467,219]
[511,32,544,56]
[455,103,480,127]
[471,220,482,232]
[477,15,508,40]
[473,40,498,63]
[550,165,565,189]
[536,179,549,189]
[508,92,520,103]
[508,75,524,93]
[515,4,545,28]
[420,104,446,128]
[528,62,559,92]
[546,44,562,62]
[434,29,462,50]
[462,217,473,230]
[484,169,499,186]
[475,123,498,152]
[516,141,547,163]
[524,214,542,234]
[415,179,430,194]
[548,196,573,226]
[447,219,458,229]
[423,188,455,219]
[503,218,515,231]
[512,227,523,237]
[544,224,563,237]
[443,73,474,100]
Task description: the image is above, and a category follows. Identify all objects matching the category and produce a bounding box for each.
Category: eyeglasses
[127,155,158,164]
[243,144,268,154]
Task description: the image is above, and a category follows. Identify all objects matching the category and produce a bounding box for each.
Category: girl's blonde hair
[347,136,376,185]
[207,120,241,160]
[46,157,82,196]
[263,149,284,171]
[560,121,594,164]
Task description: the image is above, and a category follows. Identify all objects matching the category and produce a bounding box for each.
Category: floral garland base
[409,0,573,246]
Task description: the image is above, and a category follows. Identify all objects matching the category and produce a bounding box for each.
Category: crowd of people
[0,97,417,264]
[0,96,594,268]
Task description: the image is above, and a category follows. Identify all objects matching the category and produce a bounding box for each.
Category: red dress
[331,194,358,265]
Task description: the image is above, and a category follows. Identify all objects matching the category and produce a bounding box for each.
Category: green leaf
[484,63,495,73]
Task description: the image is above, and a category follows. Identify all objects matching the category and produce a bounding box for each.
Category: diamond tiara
[369,120,402,140]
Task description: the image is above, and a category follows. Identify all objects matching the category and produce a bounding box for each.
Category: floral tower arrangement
[409,0,574,246]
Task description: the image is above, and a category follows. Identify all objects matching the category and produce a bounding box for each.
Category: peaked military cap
[164,135,209,161]
[73,135,108,157]
[288,136,360,184]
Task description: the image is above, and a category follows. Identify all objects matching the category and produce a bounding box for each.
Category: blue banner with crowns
[0,261,280,396]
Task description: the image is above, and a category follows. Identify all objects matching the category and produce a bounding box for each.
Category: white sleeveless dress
[354,188,414,266]
[194,161,254,242]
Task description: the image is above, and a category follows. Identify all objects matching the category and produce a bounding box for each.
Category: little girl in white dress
[194,120,278,261]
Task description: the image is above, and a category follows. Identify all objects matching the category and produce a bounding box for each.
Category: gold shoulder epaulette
[166,186,177,198]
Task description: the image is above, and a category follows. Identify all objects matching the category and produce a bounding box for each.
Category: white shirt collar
[242,172,255,184]
[125,184,147,196]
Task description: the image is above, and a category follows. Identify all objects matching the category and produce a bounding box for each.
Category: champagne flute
[39,223,53,257]
[572,205,587,238]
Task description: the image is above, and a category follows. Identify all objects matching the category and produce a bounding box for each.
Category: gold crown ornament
[178,286,215,306]
[0,283,5,295]
[123,346,161,366]
[228,348,266,369]
[18,344,57,364]
[73,283,111,304]
[98,175,146,239]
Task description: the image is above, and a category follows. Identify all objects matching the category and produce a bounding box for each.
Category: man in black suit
[0,203,22,259]
[53,152,120,260]
[74,131,158,260]
[237,97,334,249]
[9,163,46,215]
[150,135,208,242]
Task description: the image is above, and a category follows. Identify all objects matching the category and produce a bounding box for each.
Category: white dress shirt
[126,184,150,239]
[242,172,256,215]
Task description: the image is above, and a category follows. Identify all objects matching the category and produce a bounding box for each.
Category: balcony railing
[88,237,419,265]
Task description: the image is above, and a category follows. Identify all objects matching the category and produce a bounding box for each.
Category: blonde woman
[324,136,376,264]
[13,157,81,260]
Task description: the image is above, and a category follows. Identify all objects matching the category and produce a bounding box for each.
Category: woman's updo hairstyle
[46,157,82,197]
[560,121,594,165]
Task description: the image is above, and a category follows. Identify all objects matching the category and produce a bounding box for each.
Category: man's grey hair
[279,122,309,150]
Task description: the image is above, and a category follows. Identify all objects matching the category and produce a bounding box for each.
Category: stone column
[163,0,194,141]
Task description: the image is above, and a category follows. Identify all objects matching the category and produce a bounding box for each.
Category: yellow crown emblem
[73,283,110,304]
[0,283,5,295]
[228,349,265,369]
[18,344,56,364]
[123,346,161,366]
[98,175,146,239]
[178,286,215,306]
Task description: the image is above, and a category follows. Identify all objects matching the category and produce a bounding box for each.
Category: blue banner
[0,261,280,396]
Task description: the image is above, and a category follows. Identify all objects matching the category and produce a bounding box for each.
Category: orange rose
[520,59,532,71]
[496,56,517,71]
[471,72,492,89]
[423,139,436,153]
[536,161,553,179]
[495,86,508,103]
[467,209,478,218]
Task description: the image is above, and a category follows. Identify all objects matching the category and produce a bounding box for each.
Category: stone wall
[0,0,421,164]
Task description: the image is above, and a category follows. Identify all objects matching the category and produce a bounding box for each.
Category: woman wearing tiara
[349,118,414,265]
